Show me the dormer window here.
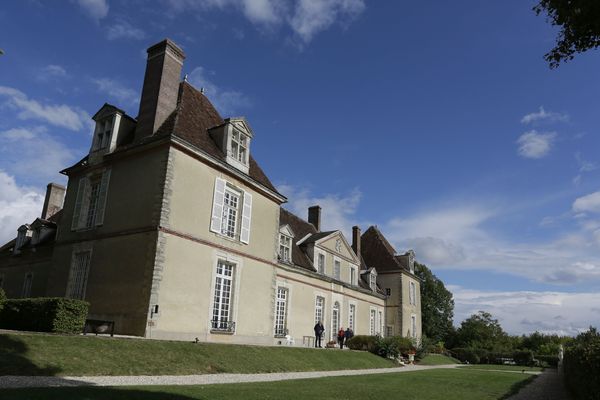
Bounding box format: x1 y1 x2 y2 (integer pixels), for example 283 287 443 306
369 270 377 291
231 130 248 165
278 224 294 263
209 118 254 175
13 225 32 254
408 250 415 274
94 117 113 151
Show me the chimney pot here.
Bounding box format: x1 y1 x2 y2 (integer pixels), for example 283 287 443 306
352 225 361 259
308 205 321 232
41 182 66 220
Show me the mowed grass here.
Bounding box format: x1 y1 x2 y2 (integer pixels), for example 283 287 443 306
0 369 536 400
418 353 461 365
0 333 394 376
458 364 543 372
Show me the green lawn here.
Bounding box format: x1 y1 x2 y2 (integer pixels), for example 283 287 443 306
0 333 394 376
0 369 536 400
458 364 543 372
418 353 461 365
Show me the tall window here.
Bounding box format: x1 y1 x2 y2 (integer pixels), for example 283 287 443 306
348 304 356 331
409 281 416 305
411 315 417 338
72 169 111 231
386 326 393 337
314 296 325 325
369 309 376 335
378 310 383 336
279 234 291 262
317 253 325 274
95 118 112 150
350 266 356 285
274 287 288 336
22 273 33 298
67 251 92 299
221 189 240 238
333 260 341 280
332 302 340 340
212 261 235 331
85 180 101 228
231 130 248 165
369 271 377 291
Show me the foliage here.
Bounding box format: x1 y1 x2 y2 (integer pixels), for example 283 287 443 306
534 1 600 68
418 353 461 365
452 347 480 364
563 326 600 400
512 350 535 367
535 355 559 368
0 287 6 312
414 262 454 343
345 335 378 352
455 311 509 352
0 298 89 334
375 336 415 359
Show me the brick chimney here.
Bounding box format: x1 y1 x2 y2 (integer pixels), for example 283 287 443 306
41 183 66 220
352 225 361 259
308 205 321 232
135 39 186 141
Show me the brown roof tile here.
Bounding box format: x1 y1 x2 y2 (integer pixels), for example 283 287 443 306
279 208 317 272
361 226 404 272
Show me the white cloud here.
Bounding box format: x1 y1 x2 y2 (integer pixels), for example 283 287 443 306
277 184 362 239
91 78 139 107
106 20 146 40
76 0 109 20
37 65 68 81
573 191 600 214
573 153 598 186
290 0 365 43
188 66 251 115
521 106 569 124
0 171 45 245
451 285 600 336
517 130 556 159
0 127 76 182
0 86 91 132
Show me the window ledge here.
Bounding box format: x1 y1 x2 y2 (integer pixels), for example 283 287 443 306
210 329 235 335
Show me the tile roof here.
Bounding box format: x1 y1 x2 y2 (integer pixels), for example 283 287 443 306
361 226 404 272
279 208 317 272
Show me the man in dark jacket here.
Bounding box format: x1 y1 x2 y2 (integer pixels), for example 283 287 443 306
345 327 354 344
314 321 324 348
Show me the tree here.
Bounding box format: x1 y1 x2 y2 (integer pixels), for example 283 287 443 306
534 1 600 68
456 311 508 351
414 262 454 343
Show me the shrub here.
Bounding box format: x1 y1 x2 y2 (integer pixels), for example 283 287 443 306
373 336 415 359
564 327 600 400
452 347 480 364
535 354 559 368
0 297 89 334
0 288 6 312
513 350 535 366
346 335 378 352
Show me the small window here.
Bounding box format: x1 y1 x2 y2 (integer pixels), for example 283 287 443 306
386 326 393 337
21 273 33 298
95 118 112 151
385 288 391 296
317 253 325 274
279 234 292 263
274 287 288 336
409 281 416 305
369 271 377 291
334 259 341 280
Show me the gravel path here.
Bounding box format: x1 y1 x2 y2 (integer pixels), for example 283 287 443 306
506 366 572 400
0 364 460 389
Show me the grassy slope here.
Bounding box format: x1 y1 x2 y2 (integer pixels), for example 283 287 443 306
1 369 536 400
418 354 461 365
0 333 394 376
458 364 543 372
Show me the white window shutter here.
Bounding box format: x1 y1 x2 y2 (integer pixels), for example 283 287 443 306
95 169 111 226
240 191 252 244
210 177 226 234
71 178 86 230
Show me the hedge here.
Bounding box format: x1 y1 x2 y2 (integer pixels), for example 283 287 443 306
0 297 89 334
346 335 378 352
0 288 6 312
535 354 559 368
563 327 600 400
452 347 480 364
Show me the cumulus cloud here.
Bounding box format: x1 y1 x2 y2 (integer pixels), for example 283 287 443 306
0 171 45 244
0 86 91 132
573 191 600 214
91 78 139 107
106 20 146 40
188 66 251 115
165 0 366 44
517 130 556 159
451 285 600 336
521 106 569 125
76 0 109 20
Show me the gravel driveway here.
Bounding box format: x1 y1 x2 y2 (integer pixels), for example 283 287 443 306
506 367 572 400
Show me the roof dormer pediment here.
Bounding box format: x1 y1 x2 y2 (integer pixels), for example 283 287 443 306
227 117 254 138
307 231 360 264
279 224 295 238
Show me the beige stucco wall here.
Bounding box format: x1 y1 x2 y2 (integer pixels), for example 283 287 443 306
378 271 422 340
310 233 360 286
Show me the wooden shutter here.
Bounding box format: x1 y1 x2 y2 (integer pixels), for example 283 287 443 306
210 177 226 234
95 169 111 226
71 178 86 230
240 191 252 244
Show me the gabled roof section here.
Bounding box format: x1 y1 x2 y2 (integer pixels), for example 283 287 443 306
156 81 278 193
361 226 404 272
279 208 318 272
92 103 137 122
300 231 337 245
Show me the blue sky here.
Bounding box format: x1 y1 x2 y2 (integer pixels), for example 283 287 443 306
1 0 599 336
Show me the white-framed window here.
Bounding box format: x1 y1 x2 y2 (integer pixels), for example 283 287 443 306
349 265 357 285
21 273 33 298
314 296 325 325
409 281 416 305
378 310 383 336
72 169 111 231
210 178 252 244
369 271 377 291
411 314 417 338
94 117 113 151
317 253 325 274
67 251 92 300
333 259 341 280
274 287 288 336
231 129 248 165
332 301 340 340
211 261 235 332
369 308 376 335
279 234 292 262
348 304 356 331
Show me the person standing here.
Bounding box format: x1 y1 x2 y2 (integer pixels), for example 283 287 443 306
338 327 346 349
345 327 354 345
314 321 324 348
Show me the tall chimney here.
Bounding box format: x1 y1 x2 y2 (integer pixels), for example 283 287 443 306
308 205 321 232
352 225 361 259
135 39 186 141
41 183 66 220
